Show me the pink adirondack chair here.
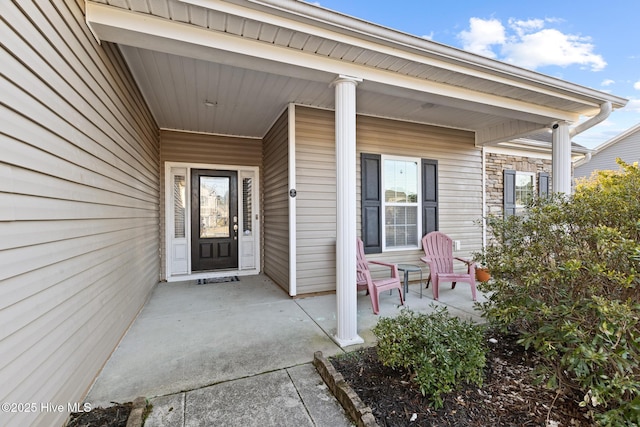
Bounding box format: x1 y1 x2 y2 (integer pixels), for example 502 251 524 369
421 231 477 301
356 237 404 314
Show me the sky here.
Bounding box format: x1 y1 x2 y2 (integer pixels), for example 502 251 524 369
308 0 640 149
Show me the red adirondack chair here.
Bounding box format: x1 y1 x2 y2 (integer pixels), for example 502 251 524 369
421 231 477 301
356 237 404 314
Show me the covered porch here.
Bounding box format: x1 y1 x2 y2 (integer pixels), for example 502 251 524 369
3 1 629 425
85 0 625 346
84 274 485 425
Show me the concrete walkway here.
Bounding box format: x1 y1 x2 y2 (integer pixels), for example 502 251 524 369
84 274 485 426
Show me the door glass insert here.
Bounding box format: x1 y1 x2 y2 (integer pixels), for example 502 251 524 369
199 176 230 238
173 175 186 238
242 177 253 236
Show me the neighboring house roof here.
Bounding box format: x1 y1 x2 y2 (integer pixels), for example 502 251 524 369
574 122 640 178
85 0 627 145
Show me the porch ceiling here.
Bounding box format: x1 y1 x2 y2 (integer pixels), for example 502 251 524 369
86 0 627 144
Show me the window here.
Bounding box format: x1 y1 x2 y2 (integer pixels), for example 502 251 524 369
383 157 419 249
504 170 549 217
361 153 438 254
515 172 535 215
242 177 253 235
173 175 186 238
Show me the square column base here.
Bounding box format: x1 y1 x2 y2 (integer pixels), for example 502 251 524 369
332 334 364 348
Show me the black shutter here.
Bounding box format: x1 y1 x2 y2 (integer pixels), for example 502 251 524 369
361 153 382 254
538 172 550 198
422 159 438 236
504 169 516 217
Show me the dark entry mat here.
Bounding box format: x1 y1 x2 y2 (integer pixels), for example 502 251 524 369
197 276 240 284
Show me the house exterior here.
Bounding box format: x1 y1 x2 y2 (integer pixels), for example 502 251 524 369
1 1 627 425
574 123 640 179
483 133 590 219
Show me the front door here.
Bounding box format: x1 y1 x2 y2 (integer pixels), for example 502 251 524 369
191 169 238 271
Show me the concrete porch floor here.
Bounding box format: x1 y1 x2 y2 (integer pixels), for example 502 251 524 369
84 274 486 426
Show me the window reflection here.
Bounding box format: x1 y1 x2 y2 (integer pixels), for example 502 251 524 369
515 172 535 215
199 177 230 238
383 159 419 248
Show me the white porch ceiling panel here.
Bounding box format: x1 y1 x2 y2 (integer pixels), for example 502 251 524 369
86 0 627 142
120 46 335 136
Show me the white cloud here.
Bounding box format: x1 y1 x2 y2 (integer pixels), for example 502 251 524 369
457 18 505 59
601 79 615 86
626 98 640 112
634 81 640 90
422 32 434 40
457 17 606 72
508 18 544 37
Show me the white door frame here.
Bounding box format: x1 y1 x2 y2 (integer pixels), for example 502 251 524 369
164 162 261 281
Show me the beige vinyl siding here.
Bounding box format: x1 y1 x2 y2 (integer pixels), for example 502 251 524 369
295 107 337 293
160 130 263 166
159 130 263 278
294 107 482 293
262 111 290 291
357 115 483 270
1 1 159 426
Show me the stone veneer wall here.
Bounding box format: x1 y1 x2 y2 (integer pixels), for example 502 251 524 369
485 152 553 217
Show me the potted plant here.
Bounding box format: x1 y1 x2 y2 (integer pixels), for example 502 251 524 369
475 265 491 282
473 252 491 282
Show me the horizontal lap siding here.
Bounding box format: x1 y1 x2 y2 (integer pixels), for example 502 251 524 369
1 1 159 426
357 115 482 271
293 107 482 294
160 131 263 166
159 130 263 278
295 108 336 293
262 111 289 290
575 130 640 179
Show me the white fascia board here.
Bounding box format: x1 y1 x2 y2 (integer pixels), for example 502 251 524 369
181 0 627 110
86 2 578 122
476 122 552 146
485 145 552 158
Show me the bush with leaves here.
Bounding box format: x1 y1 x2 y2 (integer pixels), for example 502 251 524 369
372 307 486 409
477 160 640 425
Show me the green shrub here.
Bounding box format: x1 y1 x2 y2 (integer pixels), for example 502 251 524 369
372 307 486 409
477 160 640 425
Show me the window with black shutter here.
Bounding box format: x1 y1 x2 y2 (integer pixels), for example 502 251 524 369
422 159 438 235
361 153 382 254
538 172 550 198
360 153 438 253
504 169 516 217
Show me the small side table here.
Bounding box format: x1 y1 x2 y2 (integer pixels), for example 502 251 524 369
397 264 424 298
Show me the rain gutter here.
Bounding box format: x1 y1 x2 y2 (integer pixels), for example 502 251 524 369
567 101 611 167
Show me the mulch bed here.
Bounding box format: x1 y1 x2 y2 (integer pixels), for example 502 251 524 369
66 402 132 427
330 331 596 426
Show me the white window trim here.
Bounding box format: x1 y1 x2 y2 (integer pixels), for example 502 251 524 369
381 155 422 252
164 162 261 281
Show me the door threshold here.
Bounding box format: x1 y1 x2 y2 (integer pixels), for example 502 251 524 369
166 269 259 283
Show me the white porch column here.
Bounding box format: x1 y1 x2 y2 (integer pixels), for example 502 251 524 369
551 122 572 195
333 75 364 347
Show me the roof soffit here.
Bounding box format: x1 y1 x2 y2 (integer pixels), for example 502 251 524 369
87 0 626 116
190 0 626 108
